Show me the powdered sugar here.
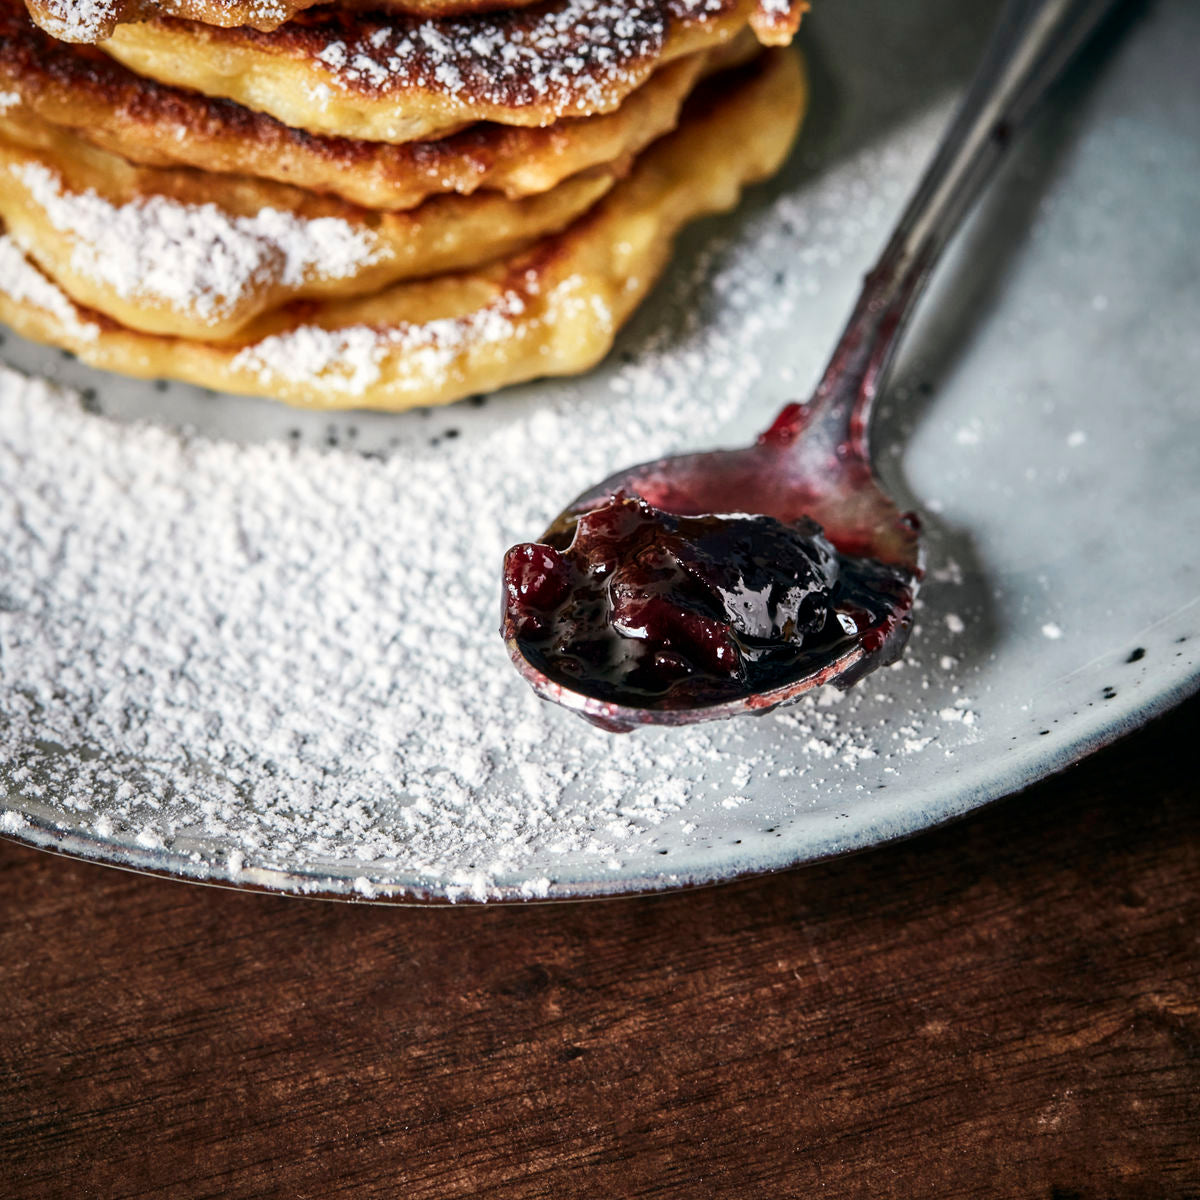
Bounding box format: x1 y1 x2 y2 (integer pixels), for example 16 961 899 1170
0 232 98 342
0 91 19 113
23 0 115 43
0 106 990 902
233 325 400 397
305 0 743 114
8 364 835 900
232 291 527 397
0 355 974 902
53 0 292 33
12 161 382 326
234 0 292 24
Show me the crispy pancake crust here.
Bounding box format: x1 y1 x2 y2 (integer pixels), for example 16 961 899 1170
0 110 625 339
26 0 544 45
0 51 805 411
0 0 745 211
100 0 807 143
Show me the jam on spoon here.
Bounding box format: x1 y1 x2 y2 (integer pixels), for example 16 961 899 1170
501 0 1116 732
504 492 914 711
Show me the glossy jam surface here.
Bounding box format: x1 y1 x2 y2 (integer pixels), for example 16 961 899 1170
502 492 914 713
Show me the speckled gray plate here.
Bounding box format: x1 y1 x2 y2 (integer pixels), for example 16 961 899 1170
2 0 1197 902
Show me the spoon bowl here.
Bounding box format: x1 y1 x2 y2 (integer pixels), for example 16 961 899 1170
503 398 922 731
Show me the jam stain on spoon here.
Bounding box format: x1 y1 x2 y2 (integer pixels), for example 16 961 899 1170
501 0 1117 732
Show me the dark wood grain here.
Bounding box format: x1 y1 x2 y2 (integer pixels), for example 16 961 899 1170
2 697 1198 1199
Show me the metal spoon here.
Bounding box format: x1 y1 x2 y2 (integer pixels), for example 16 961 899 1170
502 0 1118 731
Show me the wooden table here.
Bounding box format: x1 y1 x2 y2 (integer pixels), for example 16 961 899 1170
2 695 1197 1198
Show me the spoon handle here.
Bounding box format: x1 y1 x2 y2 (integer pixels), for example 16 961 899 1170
802 0 1120 456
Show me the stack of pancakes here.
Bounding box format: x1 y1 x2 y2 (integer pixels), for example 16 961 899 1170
0 0 807 409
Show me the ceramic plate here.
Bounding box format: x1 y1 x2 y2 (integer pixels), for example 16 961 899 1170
2 0 1197 901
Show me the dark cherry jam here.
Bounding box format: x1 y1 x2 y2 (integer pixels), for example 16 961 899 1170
501 492 914 712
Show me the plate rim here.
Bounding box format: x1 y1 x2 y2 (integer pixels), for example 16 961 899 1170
4 665 1197 903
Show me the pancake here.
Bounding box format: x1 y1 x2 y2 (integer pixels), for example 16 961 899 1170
0 0 742 212
100 0 807 143
0 50 805 411
27 0 543 45
0 115 623 339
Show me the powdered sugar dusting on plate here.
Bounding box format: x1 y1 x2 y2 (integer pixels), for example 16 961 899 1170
0 113 987 902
